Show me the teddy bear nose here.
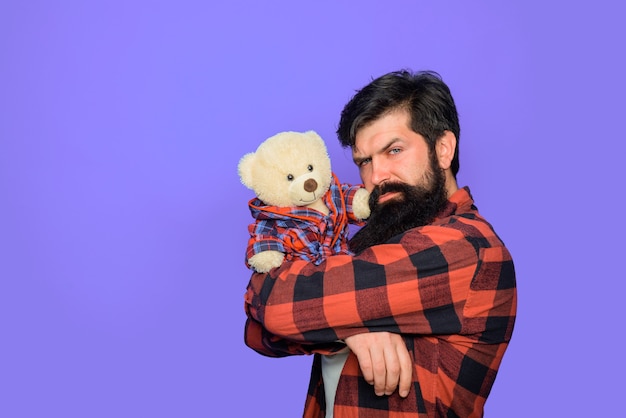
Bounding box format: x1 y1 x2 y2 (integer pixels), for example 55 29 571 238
304 178 318 193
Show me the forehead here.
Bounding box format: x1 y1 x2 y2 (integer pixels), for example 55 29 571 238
352 110 419 156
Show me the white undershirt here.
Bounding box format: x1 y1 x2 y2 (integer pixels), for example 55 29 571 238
321 350 350 418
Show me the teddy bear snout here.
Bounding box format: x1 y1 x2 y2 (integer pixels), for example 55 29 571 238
304 178 318 193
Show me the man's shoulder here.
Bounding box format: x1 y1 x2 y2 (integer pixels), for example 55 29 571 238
404 206 504 251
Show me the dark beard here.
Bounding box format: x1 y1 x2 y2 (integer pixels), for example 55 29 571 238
349 163 448 255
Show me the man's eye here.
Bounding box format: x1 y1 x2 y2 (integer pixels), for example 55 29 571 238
389 148 401 155
358 158 371 167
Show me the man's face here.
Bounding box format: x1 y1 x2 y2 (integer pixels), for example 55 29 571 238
353 109 434 197
348 109 449 254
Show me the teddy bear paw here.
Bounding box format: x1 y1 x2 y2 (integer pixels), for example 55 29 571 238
249 250 286 273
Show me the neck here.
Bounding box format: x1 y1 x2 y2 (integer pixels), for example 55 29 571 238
445 171 458 198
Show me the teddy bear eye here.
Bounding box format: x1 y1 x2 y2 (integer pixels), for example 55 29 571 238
307 165 313 172
287 174 294 181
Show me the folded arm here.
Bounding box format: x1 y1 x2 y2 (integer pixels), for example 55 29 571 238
245 226 480 344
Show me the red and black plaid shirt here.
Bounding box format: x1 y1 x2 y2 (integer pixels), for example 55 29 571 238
244 187 517 417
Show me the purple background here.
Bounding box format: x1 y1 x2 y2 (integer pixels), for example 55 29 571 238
1 1 624 417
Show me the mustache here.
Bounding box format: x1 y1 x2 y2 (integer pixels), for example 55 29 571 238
369 182 410 205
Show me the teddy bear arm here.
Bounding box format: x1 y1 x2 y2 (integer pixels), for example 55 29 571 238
351 187 371 220
248 250 286 273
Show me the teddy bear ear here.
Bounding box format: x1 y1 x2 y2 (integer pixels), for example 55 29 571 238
238 152 256 189
304 130 328 152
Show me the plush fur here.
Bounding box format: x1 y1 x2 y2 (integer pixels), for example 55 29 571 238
238 130 370 272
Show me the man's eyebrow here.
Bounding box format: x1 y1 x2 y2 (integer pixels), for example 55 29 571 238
353 138 402 164
352 154 368 165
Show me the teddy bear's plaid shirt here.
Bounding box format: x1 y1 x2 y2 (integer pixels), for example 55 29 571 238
245 173 366 269
244 187 517 417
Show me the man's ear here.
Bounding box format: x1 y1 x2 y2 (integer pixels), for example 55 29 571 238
436 131 457 170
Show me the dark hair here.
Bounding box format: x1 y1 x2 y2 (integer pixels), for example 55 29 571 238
336 70 461 177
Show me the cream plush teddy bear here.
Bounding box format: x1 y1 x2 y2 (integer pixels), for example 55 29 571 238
238 130 371 273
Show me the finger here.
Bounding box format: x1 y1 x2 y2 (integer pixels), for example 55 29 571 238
358 351 375 386
346 336 375 385
369 343 387 396
397 342 413 398
383 344 401 396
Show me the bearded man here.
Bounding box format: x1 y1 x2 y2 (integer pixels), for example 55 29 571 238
244 70 517 418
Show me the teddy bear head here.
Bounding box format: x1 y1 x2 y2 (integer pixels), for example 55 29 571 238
238 130 333 208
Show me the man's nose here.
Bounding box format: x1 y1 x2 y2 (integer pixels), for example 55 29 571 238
369 160 390 186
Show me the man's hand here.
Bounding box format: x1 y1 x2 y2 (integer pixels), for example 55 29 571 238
344 332 412 398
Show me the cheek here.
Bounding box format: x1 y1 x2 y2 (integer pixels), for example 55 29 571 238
391 164 420 188
404 152 431 184
358 167 374 191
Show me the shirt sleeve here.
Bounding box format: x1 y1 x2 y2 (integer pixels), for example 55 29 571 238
244 315 347 357
244 224 487 345
341 183 367 224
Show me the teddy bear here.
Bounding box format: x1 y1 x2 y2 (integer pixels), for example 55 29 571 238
238 130 371 273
